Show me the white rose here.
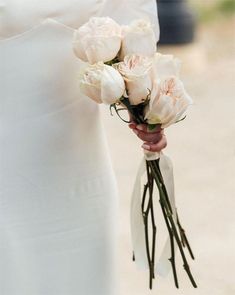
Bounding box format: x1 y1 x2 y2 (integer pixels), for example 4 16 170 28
73 17 122 64
154 53 181 79
80 62 125 104
114 54 154 105
144 76 193 128
119 19 157 60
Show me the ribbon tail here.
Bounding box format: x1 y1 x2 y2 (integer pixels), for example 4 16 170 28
130 157 149 270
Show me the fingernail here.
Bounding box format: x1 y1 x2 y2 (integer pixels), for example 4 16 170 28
142 144 150 150
136 125 144 131
128 123 136 129
133 129 139 135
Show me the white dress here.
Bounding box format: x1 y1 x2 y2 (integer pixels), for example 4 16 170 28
0 1 159 294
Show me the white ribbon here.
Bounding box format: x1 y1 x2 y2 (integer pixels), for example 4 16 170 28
130 151 177 277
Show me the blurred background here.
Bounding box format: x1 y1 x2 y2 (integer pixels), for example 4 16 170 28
101 1 235 294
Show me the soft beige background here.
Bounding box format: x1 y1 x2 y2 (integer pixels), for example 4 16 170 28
101 15 235 295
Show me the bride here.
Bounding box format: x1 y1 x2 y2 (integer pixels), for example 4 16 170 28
0 0 166 294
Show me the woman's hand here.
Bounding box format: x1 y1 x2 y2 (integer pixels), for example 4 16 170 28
129 122 167 152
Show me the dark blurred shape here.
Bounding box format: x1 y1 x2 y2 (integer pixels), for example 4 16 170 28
157 0 196 44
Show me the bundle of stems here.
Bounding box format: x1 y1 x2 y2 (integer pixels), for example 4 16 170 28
110 97 197 290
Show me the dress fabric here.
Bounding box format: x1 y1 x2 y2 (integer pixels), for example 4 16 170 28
0 1 159 295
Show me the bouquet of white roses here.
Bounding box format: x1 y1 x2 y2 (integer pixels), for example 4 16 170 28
73 16 197 290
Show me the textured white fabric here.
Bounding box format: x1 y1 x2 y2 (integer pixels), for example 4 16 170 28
0 1 159 294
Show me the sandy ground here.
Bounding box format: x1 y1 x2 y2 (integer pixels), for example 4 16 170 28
101 17 235 295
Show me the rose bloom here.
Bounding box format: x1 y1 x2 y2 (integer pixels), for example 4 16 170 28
73 17 122 64
114 54 154 105
119 19 157 60
80 62 125 104
144 76 193 128
154 53 181 79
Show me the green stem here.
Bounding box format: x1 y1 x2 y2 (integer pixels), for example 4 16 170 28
141 183 148 213
140 166 153 289
149 160 178 287
148 161 197 288
143 201 153 289
120 97 145 125
146 161 157 281
159 199 179 288
176 211 195 260
154 159 195 260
